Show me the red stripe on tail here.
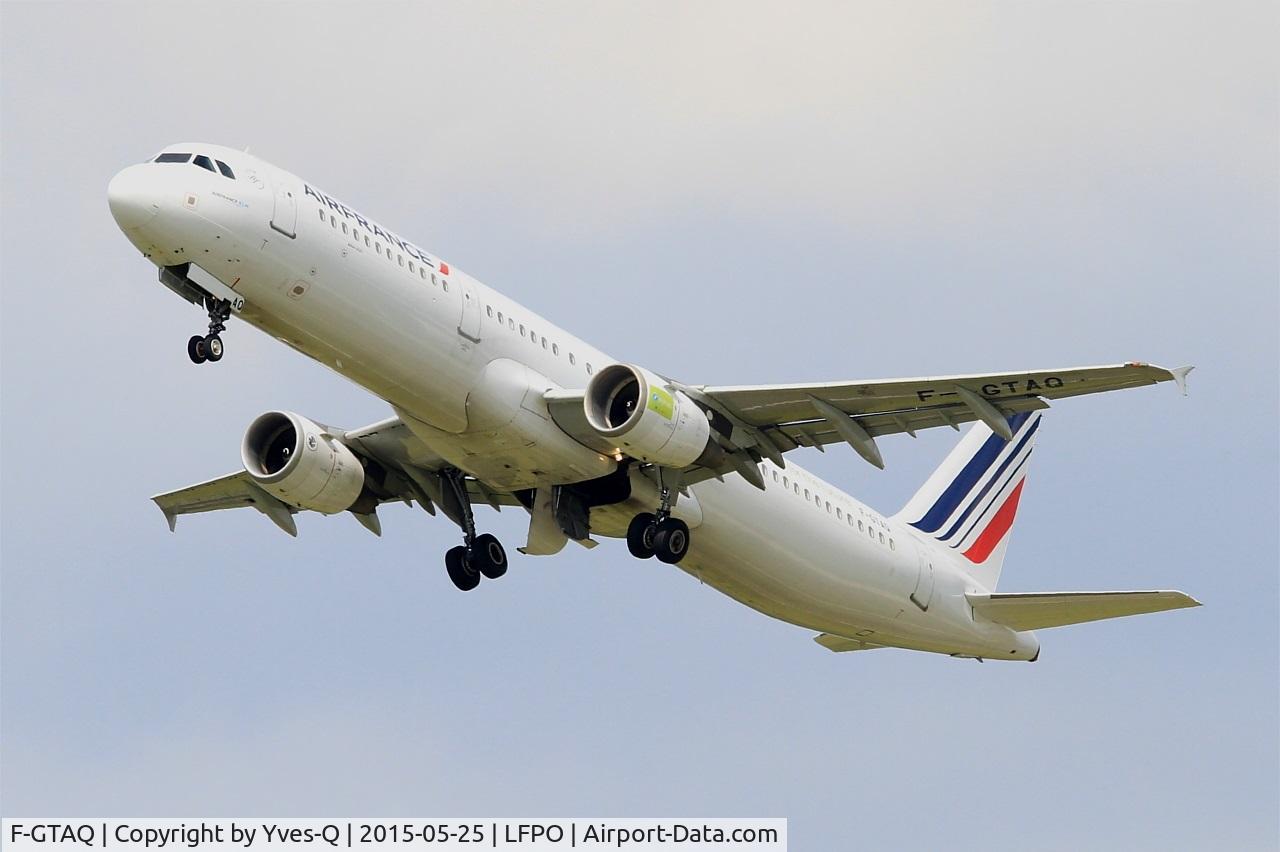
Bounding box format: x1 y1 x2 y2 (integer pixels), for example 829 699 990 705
963 478 1026 564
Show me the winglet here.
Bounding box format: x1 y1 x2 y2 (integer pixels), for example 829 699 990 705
156 502 178 532
1171 365 1194 397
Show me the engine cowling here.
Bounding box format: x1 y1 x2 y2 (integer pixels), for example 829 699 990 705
241 411 365 514
584 364 714 467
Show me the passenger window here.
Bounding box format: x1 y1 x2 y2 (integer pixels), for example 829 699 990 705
154 152 192 163
552 343 559 356
215 160 235 179
836 507 843 520
793 483 800 495
586 363 593 374
858 520 864 531
889 539 896 551
420 267 427 279
376 243 382 254
542 336 548 349
782 476 789 488
497 311 504 323
772 471 779 482
442 280 449 291
569 353 576 365
319 209 326 222
364 235 371 247
398 254 404 266
486 306 494 318
826 501 832 513
508 318 515 330
804 489 809 499
193 155 215 173
519 324 526 336
409 261 416 272
879 532 885 544
342 222 348 234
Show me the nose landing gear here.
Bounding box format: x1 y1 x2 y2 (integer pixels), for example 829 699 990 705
187 296 231 364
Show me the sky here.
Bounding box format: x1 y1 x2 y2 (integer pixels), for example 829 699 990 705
2 2 1276 848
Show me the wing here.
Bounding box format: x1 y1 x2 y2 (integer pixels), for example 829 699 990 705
551 361 1190 485
153 472 299 535
153 416 519 536
689 362 1190 463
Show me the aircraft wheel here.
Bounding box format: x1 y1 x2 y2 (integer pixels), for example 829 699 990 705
627 512 658 559
204 334 224 362
188 335 207 364
473 533 508 579
653 517 690 565
445 545 480 591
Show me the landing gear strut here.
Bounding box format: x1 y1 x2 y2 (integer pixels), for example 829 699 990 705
626 473 691 565
188 296 231 364
442 469 508 591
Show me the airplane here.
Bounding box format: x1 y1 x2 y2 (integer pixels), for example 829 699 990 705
107 142 1200 662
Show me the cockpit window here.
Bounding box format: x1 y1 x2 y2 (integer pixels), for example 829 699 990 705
154 152 192 163
215 160 235 179
192 155 216 173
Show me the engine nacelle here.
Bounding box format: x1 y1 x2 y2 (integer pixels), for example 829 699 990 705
241 411 365 514
584 364 713 467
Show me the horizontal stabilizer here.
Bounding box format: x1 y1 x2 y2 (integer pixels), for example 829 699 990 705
967 590 1200 631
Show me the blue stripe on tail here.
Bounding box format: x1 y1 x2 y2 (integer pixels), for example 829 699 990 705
910 411 1031 533
936 415 1041 542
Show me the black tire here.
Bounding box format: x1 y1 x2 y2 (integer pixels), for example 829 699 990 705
204 334 224 362
653 517 691 564
445 545 480 591
188 335 207 364
627 512 658 559
472 533 508 579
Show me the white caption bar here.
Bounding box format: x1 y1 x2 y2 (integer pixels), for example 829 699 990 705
3 820 786 852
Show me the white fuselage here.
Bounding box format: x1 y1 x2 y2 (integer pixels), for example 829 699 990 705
109 143 1038 661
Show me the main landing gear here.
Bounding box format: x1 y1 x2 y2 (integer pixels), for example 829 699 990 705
442 469 509 592
626 479 691 565
187 297 231 364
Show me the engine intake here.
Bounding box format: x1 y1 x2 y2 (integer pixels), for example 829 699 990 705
584 364 714 468
241 411 365 514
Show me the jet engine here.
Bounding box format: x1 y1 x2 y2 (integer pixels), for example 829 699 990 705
241 411 365 514
584 364 716 467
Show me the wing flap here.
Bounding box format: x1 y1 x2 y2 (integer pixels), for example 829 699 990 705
814 633 885 652
967 590 1201 631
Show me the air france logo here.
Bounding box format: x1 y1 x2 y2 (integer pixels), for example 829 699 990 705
304 184 437 270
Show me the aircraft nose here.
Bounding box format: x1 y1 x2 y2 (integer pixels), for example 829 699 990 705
107 165 159 231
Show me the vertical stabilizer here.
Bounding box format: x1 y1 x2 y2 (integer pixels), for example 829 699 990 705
894 412 1041 590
